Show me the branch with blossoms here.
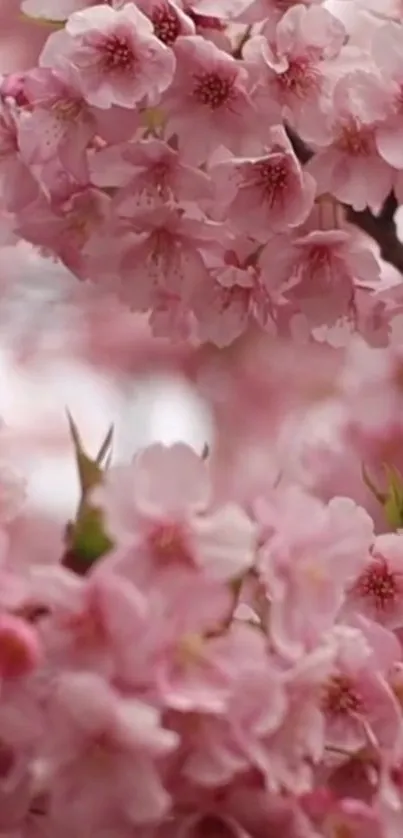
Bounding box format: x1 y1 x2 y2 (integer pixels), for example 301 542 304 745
286 125 403 274
3 0 403 835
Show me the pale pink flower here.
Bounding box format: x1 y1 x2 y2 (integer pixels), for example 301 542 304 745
259 229 380 333
46 672 178 828
93 442 257 587
163 35 259 163
307 70 394 211
39 3 175 109
95 138 214 215
18 186 112 278
256 486 374 660
117 207 219 310
211 125 315 240
192 239 277 347
319 623 402 753
17 68 95 184
175 623 287 785
243 5 346 143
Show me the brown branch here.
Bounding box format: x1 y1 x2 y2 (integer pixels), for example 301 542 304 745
285 125 403 275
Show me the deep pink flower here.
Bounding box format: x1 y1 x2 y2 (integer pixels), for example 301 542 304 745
136 0 195 45
347 534 403 629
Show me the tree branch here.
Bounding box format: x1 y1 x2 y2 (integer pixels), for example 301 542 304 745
285 125 403 275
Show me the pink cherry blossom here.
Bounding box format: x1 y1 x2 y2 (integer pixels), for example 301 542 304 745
116 207 219 312
39 3 176 109
136 0 196 45
93 442 257 588
307 70 394 211
347 534 403 629
191 238 278 346
210 125 315 240
259 228 380 334
256 486 374 660
45 671 178 829
163 35 259 163
93 137 214 215
243 5 346 143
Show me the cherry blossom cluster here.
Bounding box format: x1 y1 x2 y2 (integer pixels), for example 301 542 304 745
3 0 403 836
1 409 403 838
2 0 403 345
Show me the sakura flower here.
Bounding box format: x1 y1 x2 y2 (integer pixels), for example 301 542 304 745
173 622 287 784
163 35 259 163
347 534 403 629
93 442 257 588
117 207 219 311
211 125 315 240
95 138 214 216
17 67 95 184
191 238 277 347
39 3 175 109
17 186 112 278
259 229 381 334
319 624 402 754
243 5 346 143
307 70 394 211
256 487 374 660
45 672 178 829
136 0 196 45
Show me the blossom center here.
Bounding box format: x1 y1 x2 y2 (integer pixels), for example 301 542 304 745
322 675 362 717
193 72 234 109
355 559 399 610
152 4 181 45
336 120 373 156
277 56 320 99
252 158 289 196
148 520 193 564
100 33 135 73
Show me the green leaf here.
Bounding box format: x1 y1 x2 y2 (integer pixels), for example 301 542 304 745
70 506 113 565
383 465 403 529
64 414 115 573
363 461 403 530
361 463 385 505
67 412 113 501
